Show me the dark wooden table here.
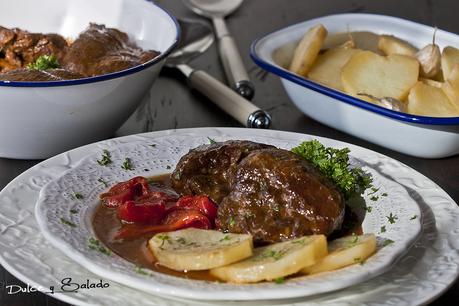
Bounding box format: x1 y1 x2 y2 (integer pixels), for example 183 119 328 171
1 0 458 305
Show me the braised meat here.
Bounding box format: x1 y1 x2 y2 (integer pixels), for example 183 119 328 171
216 148 344 243
171 140 274 203
0 23 160 81
0 26 68 72
171 140 345 244
63 23 159 77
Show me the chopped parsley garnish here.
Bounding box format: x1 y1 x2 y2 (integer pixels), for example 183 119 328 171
386 213 398 224
149 144 156 148
27 55 59 70
369 187 380 194
134 266 151 276
88 237 111 256
274 277 285 284
98 178 109 187
364 205 372 213
157 234 170 248
70 209 79 214
383 239 394 246
121 158 133 170
219 235 231 242
410 215 418 220
370 195 379 201
207 137 217 144
353 257 365 265
380 225 386 233
351 234 359 244
73 192 83 200
264 250 283 261
381 193 388 197
228 217 236 227
291 140 372 199
166 165 171 170
97 150 112 166
60 218 76 227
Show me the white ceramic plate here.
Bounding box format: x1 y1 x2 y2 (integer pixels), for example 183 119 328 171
34 129 421 301
0 128 458 306
251 14 459 158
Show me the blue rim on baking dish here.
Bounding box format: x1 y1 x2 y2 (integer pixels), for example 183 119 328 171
250 15 459 126
0 1 180 88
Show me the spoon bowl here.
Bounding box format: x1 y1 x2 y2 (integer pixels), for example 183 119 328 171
183 0 243 18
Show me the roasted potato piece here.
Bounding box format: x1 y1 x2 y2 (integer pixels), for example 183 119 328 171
341 51 419 101
420 77 443 88
378 35 417 57
308 48 362 91
289 24 327 76
302 234 376 275
441 46 459 80
210 235 327 283
148 229 253 271
408 82 459 117
441 64 459 111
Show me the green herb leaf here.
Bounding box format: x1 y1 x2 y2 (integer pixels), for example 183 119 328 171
207 137 217 144
70 209 79 214
370 195 379 201
274 277 285 284
383 239 394 246
228 217 235 227
98 178 109 187
60 218 76 227
149 144 156 148
380 225 386 233
386 213 398 224
134 266 151 276
410 215 418 220
97 150 112 166
291 140 372 199
364 205 373 213
219 235 231 242
121 158 133 170
27 55 59 70
73 192 83 200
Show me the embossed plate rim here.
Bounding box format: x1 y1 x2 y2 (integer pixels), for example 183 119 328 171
34 130 421 300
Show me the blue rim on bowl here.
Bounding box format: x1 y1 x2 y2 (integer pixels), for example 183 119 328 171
250 16 459 126
0 1 180 88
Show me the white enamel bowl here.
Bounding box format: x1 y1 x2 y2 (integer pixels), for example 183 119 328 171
0 0 179 159
251 14 459 158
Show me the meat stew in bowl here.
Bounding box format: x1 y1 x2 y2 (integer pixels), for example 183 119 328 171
0 23 160 81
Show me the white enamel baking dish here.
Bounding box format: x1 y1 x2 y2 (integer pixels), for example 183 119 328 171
251 13 459 158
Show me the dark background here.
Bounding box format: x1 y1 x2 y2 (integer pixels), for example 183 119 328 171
1 0 458 305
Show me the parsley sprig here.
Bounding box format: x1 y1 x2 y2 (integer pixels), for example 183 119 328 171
291 140 372 199
27 55 59 70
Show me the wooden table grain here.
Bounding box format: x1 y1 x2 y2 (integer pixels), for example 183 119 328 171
0 0 458 305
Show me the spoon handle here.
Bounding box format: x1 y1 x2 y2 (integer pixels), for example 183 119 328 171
213 18 255 100
188 69 270 128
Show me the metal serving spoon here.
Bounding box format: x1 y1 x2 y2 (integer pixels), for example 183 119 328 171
182 0 255 100
165 19 271 128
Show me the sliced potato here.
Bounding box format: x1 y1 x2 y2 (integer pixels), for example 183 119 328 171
341 51 419 101
308 48 362 91
302 234 376 275
441 46 459 80
420 77 443 88
378 35 417 57
408 82 459 117
441 64 459 111
148 228 253 271
210 235 327 283
289 24 327 76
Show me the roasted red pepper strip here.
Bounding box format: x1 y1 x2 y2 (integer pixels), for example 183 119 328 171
115 209 211 240
117 199 166 224
100 176 150 208
169 195 218 220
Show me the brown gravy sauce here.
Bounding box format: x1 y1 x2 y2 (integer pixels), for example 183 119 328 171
92 174 363 282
